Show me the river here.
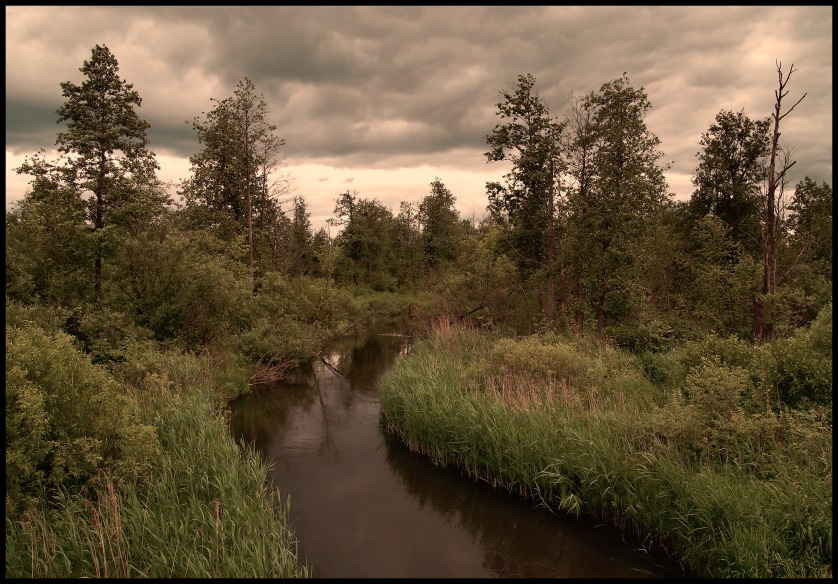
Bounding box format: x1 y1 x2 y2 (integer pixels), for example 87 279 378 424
228 329 687 578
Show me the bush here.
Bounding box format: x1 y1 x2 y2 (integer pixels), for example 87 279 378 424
5 300 71 336
63 306 155 367
762 304 832 410
6 325 159 517
112 229 251 347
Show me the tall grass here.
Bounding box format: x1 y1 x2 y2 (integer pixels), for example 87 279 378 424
5 325 308 579
6 392 308 578
377 320 832 578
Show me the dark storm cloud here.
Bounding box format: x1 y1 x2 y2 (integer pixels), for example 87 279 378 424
6 5 832 200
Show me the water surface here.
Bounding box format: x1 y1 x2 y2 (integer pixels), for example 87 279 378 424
229 331 686 578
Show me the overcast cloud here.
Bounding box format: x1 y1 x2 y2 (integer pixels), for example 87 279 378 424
5 5 833 230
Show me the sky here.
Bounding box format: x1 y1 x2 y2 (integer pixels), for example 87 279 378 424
5 5 833 231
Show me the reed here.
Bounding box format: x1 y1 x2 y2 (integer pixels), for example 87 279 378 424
6 357 308 578
377 322 832 578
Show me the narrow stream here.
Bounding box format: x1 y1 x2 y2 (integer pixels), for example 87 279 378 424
229 330 687 578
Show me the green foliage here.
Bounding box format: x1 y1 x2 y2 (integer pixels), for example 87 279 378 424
762 303 832 410
65 306 155 367
685 214 762 335
787 177 832 277
5 392 307 578
6 156 93 306
485 73 564 278
379 324 832 578
5 300 71 336
232 272 359 366
682 359 750 425
332 191 399 290
419 178 463 271
680 332 756 373
6 325 159 518
111 227 251 347
688 109 770 255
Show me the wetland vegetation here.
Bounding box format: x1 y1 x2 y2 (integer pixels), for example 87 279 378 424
6 45 831 578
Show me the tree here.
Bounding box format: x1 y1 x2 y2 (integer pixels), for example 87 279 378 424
567 73 670 343
52 44 161 307
562 92 598 333
689 109 770 256
332 191 396 290
182 78 285 290
786 177 832 275
288 196 314 276
419 178 461 284
755 61 807 342
392 201 423 288
485 73 565 323
8 151 90 305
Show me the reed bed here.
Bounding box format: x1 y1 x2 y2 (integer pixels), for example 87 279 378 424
6 345 308 578
377 320 832 578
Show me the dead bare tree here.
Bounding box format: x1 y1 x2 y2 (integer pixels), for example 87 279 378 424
755 60 806 343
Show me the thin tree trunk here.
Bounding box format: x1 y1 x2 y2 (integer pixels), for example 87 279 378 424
245 109 254 293
573 278 583 336
546 157 555 325
596 291 605 345
94 150 106 308
756 61 806 343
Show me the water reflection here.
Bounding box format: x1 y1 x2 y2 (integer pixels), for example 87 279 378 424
228 332 686 578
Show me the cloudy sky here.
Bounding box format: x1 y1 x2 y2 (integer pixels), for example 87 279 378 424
6 5 832 231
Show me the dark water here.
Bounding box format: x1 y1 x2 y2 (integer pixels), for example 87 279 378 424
229 331 687 578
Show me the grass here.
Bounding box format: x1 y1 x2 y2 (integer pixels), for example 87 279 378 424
5 338 308 578
377 319 832 578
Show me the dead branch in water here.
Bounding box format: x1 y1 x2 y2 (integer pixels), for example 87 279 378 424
249 354 293 385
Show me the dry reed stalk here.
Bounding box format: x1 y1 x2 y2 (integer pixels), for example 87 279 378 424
22 513 38 578
88 506 102 577
214 499 221 577
587 386 599 411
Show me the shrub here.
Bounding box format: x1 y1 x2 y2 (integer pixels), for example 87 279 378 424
5 300 71 336
762 305 832 410
6 325 159 517
63 306 155 367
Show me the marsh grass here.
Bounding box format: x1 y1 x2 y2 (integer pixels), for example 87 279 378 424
6 335 308 579
6 391 308 578
377 320 832 578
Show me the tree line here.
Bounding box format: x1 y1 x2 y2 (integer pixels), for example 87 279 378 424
7 45 832 351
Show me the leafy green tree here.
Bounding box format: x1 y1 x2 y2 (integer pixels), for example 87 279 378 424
688 109 770 256
786 177 832 277
53 44 163 307
567 73 670 342
419 178 462 283
392 201 423 288
485 73 565 322
7 151 91 305
181 78 285 289
332 191 396 290
110 223 251 347
288 196 315 276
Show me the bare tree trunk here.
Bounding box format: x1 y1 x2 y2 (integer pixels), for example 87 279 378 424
546 157 555 324
756 61 805 343
94 150 106 308
596 291 605 345
245 109 254 294
573 278 583 336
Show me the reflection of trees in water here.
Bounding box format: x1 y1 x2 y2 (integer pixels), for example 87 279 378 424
228 366 317 456
339 335 413 390
381 431 683 579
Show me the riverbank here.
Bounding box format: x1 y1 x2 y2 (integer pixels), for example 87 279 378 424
6 311 309 578
377 316 832 578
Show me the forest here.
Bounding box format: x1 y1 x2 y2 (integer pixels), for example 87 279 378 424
5 44 832 578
